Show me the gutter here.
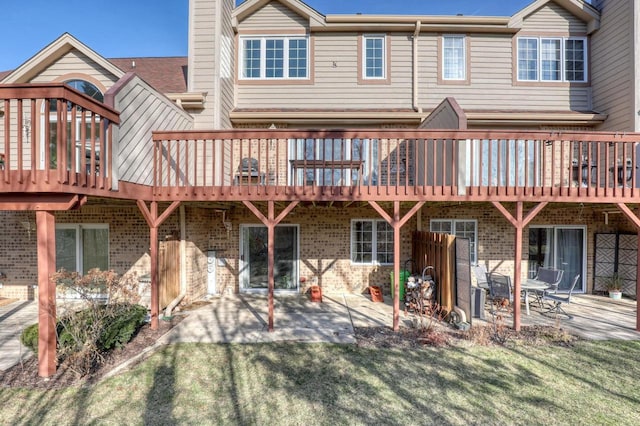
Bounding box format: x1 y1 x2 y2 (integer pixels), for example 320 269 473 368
413 21 422 113
165 204 187 317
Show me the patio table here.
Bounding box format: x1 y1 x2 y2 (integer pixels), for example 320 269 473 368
522 279 551 315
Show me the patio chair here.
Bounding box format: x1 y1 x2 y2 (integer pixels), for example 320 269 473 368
541 274 580 318
487 273 512 316
531 267 564 307
471 264 489 290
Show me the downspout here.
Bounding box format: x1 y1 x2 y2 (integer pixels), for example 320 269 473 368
165 205 187 317
413 21 422 113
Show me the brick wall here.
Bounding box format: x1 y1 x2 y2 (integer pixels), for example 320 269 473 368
1 201 636 301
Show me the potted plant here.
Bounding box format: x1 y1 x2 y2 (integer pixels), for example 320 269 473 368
605 274 623 300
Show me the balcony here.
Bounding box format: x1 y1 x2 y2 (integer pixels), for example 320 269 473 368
152 129 640 203
0 83 120 197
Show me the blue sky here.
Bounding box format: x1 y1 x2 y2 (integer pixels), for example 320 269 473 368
0 0 540 71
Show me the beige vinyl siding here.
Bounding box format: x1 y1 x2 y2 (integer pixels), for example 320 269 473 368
235 32 414 110
113 75 193 186
0 100 34 170
521 2 587 33
219 0 235 129
189 0 220 129
29 50 119 89
238 1 308 31
591 0 635 131
419 33 591 111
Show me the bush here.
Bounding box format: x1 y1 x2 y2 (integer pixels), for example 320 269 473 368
20 323 39 354
22 269 148 376
19 303 147 358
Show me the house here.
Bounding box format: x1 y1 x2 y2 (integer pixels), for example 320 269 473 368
1 0 640 377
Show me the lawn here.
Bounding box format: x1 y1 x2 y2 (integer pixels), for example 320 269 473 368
1 340 639 425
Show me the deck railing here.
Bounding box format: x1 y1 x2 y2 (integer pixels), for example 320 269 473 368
0 84 120 194
152 129 640 203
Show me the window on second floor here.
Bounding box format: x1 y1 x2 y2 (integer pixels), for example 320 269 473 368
362 34 386 79
240 36 309 80
517 36 587 83
442 35 467 81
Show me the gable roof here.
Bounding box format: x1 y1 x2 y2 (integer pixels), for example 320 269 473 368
108 57 188 93
233 0 326 29
509 0 600 33
1 33 125 84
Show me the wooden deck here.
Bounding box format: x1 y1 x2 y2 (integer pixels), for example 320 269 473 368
2 84 640 205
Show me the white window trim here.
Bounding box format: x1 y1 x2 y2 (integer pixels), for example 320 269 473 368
239 35 309 80
55 224 109 274
430 219 478 264
362 34 387 80
442 34 466 81
517 36 588 83
350 219 393 266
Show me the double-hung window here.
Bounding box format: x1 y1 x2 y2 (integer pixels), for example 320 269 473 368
442 35 466 81
240 36 308 80
430 219 477 264
517 36 587 82
362 34 386 79
351 219 393 265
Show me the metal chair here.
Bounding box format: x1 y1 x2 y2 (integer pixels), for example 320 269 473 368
487 273 512 316
471 264 489 290
541 274 580 318
531 267 564 307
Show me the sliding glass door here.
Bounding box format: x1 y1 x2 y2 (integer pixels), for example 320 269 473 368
529 226 585 292
240 225 299 292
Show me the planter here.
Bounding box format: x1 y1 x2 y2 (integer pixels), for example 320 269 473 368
369 285 384 303
609 290 622 300
309 285 323 303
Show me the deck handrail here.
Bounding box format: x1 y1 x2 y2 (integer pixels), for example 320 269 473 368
151 129 640 203
0 83 120 194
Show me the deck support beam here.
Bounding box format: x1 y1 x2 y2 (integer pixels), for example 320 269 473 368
243 200 299 331
370 201 425 332
36 210 56 378
614 203 640 331
137 200 181 329
492 201 547 331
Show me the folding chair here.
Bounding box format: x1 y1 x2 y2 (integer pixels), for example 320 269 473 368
541 274 580 318
487 273 512 316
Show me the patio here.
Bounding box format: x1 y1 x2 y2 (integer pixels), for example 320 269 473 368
477 294 640 340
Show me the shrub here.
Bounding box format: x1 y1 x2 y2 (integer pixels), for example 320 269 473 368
22 269 148 376
20 323 39 354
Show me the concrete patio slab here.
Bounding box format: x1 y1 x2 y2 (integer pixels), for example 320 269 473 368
1 292 637 374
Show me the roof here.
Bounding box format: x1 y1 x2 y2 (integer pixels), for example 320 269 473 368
108 57 188 93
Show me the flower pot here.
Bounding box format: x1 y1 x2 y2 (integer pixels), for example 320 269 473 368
309 285 322 303
609 290 622 300
369 285 384 303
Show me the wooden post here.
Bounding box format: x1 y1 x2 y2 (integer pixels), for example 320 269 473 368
369 201 425 332
393 202 401 331
243 200 299 332
149 211 159 330
137 200 181 330
36 211 56 378
614 203 640 332
267 202 275 332
513 202 523 332
492 201 548 332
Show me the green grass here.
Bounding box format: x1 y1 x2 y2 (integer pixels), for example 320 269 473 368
1 341 640 425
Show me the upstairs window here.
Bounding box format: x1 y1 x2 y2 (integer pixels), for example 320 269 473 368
362 34 386 79
240 36 308 80
517 36 587 82
442 35 466 81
